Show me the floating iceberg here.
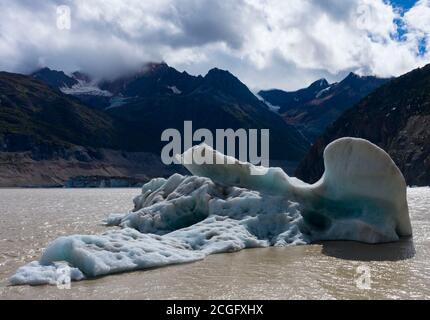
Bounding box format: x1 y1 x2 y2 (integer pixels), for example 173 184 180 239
10 138 412 285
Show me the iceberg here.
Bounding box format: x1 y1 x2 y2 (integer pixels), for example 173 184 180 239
179 138 412 243
10 138 412 285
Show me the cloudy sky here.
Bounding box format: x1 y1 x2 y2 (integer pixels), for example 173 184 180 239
0 0 429 90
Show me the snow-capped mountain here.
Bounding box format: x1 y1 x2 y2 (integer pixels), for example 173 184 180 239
31 67 79 89
31 63 204 110
31 68 113 100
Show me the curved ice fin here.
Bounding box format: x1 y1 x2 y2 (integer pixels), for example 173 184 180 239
180 138 412 243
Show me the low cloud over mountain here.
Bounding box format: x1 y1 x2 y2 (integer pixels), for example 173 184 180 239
1 0 430 90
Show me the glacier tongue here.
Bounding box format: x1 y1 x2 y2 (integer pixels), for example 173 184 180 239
10 138 412 285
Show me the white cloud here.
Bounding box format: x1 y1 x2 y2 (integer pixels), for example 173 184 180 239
405 0 430 28
0 0 429 90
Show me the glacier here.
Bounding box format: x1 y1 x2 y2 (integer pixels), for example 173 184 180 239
10 138 412 285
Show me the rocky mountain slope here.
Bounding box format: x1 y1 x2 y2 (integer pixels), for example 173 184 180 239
0 72 120 151
0 72 181 187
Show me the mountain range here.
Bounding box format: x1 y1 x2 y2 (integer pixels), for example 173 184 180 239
0 63 309 186
1 62 429 186
30 63 309 160
296 64 430 186
259 73 389 142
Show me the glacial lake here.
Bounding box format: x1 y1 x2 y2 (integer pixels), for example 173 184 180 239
0 187 429 299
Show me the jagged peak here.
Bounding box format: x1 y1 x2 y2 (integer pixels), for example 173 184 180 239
308 78 330 89
146 61 169 71
206 67 233 77
204 68 244 86
345 72 360 79
32 67 68 76
30 67 78 89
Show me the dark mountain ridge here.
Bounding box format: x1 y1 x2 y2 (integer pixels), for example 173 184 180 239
31 67 79 90
99 62 203 97
105 67 309 161
30 64 310 162
259 78 330 113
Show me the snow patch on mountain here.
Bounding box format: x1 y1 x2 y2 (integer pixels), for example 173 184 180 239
60 80 113 97
167 85 182 94
315 85 333 98
256 93 281 113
